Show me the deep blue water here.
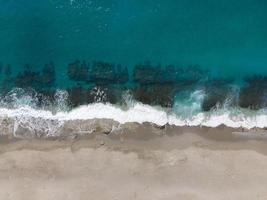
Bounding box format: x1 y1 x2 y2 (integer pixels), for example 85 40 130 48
0 0 266 111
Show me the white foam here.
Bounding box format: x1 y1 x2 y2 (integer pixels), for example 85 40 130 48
0 103 266 129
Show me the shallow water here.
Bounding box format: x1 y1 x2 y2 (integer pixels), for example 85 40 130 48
0 0 266 131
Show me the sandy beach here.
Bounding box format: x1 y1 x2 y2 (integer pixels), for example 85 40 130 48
0 124 266 200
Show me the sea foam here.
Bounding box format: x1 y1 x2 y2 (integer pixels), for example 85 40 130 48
0 102 266 136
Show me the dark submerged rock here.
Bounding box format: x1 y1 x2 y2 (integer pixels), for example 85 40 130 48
133 84 176 107
239 75 267 109
201 78 235 111
41 62 56 89
133 62 207 86
67 60 89 82
15 65 41 89
88 61 129 84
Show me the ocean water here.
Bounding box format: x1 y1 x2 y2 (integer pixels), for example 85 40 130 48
0 0 267 135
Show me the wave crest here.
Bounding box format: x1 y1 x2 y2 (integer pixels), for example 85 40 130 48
0 102 266 138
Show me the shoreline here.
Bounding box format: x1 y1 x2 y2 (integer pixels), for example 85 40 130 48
0 125 267 199
1 124 267 153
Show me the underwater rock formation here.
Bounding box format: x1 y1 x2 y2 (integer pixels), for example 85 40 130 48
67 60 89 82
0 65 14 94
133 84 176 107
15 65 40 89
14 63 56 91
67 85 125 107
3 60 267 113
67 60 129 85
114 64 129 84
41 62 56 88
133 62 163 85
88 61 128 84
239 75 267 109
133 62 207 86
67 86 91 107
201 78 236 111
132 62 208 108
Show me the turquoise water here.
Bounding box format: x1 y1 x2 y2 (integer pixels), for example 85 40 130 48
1 0 267 75
0 0 266 112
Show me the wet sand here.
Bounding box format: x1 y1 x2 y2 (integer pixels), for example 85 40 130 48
0 125 267 200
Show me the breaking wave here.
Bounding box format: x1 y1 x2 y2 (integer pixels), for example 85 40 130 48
0 88 266 138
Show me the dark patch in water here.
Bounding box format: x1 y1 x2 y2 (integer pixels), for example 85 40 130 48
67 60 129 85
201 78 235 111
67 85 125 107
132 84 175 107
239 75 267 109
0 60 266 111
14 63 56 91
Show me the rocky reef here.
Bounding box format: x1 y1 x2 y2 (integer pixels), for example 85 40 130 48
239 75 267 109
201 78 236 111
14 63 56 91
0 60 266 111
133 62 205 85
67 60 128 84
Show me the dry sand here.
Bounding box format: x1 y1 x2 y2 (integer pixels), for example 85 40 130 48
0 125 267 200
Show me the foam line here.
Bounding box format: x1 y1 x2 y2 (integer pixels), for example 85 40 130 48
0 103 266 130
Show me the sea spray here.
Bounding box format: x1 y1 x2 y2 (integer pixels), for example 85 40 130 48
0 100 266 138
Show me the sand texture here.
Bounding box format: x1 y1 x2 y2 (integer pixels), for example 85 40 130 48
0 125 266 200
